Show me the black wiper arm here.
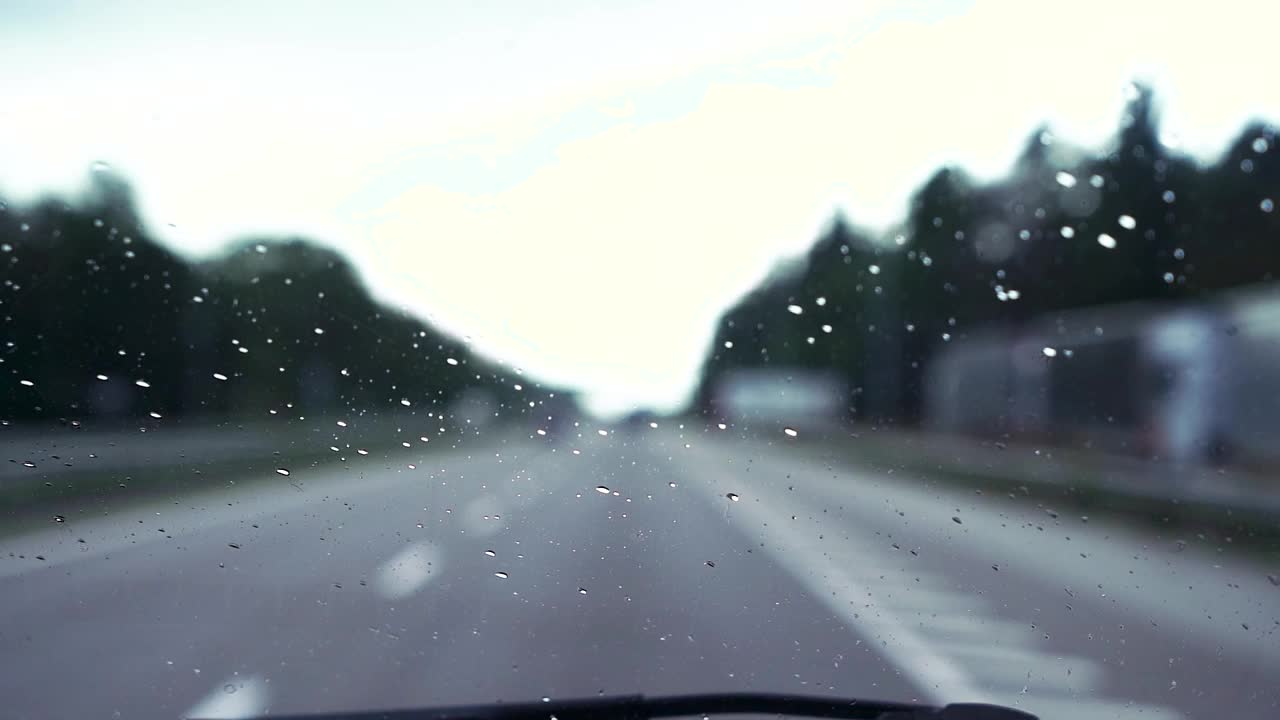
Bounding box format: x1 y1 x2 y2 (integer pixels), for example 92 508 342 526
239 692 1036 720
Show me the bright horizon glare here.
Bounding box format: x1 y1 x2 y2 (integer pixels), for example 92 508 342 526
2 0 1278 416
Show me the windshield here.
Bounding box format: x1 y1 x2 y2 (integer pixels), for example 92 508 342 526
1 3 1277 720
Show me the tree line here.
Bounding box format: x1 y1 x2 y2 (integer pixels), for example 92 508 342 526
694 87 1280 424
0 171 563 427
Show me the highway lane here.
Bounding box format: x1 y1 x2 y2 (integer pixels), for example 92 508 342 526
0 426 1276 720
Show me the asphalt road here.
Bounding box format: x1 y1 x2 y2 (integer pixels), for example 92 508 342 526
1 425 1276 720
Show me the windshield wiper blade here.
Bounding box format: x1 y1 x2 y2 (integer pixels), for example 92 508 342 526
238 692 1037 720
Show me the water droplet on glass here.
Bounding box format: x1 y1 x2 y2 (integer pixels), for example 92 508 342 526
1162 190 1176 203
595 486 611 494
1059 226 1075 239
484 550 496 557
868 264 881 275
668 481 677 488
597 429 608 437
783 427 798 437
577 587 588 595
952 516 963 524
313 327 324 335
1262 198 1274 213
1042 347 1058 358
223 684 237 694
212 373 228 381
53 515 65 523
19 379 33 387
1117 215 1136 230
135 379 151 388
1054 171 1077 188
722 340 734 349
494 571 508 579
148 411 162 419
787 304 803 315
1097 233 1117 249
1253 137 1270 153
276 468 291 476
821 324 832 333
726 493 740 502
1163 272 1175 284
1088 174 1105 188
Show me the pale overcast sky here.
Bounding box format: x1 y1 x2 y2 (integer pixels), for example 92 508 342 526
2 0 1277 415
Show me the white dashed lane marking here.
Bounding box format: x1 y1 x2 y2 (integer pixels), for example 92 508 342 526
374 541 443 600
183 674 268 719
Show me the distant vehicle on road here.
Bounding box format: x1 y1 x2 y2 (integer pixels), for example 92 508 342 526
708 367 847 432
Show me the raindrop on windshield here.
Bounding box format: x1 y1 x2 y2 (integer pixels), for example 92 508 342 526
783 427 798 437
1254 137 1270 153
1118 215 1137 229
1060 226 1075 239
1055 171 1077 188
726 493 740 502
484 550 496 557
787 304 803 315
1097 233 1117 249
578 587 588 595
276 468 290 476
212 373 228 381
1262 199 1274 213
595 486 610 494
1042 347 1058 358
135 379 151 388
494 571 508 579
